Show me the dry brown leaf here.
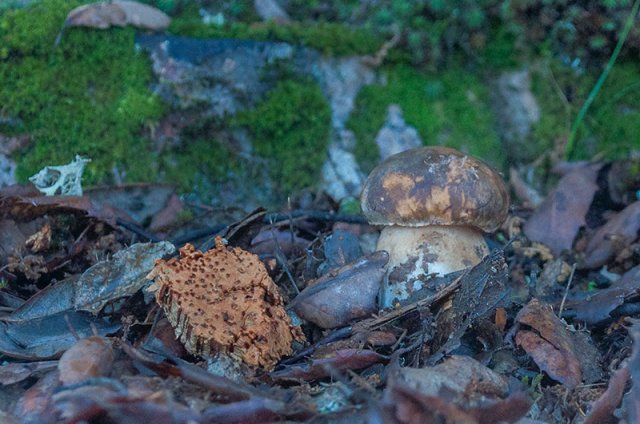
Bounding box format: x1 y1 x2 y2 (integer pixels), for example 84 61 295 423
523 164 600 256
584 365 629 424
65 0 170 31
570 265 640 324
625 319 640 423
581 201 640 269
58 336 114 385
24 223 51 253
514 299 582 388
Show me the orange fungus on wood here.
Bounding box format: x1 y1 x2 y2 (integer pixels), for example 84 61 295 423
147 237 303 369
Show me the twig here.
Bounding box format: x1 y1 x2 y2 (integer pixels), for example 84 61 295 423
116 218 160 242
558 263 577 318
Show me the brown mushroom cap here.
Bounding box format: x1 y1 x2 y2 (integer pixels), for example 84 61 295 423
361 146 509 232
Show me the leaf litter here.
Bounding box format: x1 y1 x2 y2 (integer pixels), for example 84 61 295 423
0 156 639 423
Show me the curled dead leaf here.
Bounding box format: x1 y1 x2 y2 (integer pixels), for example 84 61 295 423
514 299 582 388
524 164 600 256
58 336 114 385
581 201 640 269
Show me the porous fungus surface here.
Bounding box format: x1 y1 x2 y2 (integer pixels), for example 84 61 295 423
147 237 303 369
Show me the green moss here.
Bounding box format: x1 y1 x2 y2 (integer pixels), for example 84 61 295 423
169 17 381 57
348 65 504 173
532 60 640 161
0 0 165 184
235 79 331 195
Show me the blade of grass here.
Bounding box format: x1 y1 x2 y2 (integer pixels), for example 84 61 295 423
564 0 640 160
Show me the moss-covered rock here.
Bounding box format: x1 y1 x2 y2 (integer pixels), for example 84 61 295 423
235 79 331 195
348 65 504 172
169 17 381 57
0 0 165 184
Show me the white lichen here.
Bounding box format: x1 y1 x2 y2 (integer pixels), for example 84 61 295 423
29 155 91 196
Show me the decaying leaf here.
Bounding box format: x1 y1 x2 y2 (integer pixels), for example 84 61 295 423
513 299 582 388
624 319 640 423
271 349 387 381
581 201 640 269
0 361 58 386
24 223 51 253
85 183 180 229
524 164 600 256
391 355 509 403
58 336 114 385
570 265 640 324
65 1 170 31
430 248 510 363
0 312 120 360
584 365 629 424
292 251 388 328
147 237 304 369
4 241 175 321
379 383 530 424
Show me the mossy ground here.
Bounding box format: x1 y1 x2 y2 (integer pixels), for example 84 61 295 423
0 0 165 184
234 79 331 196
348 65 505 173
169 18 382 57
3 0 639 205
531 59 640 161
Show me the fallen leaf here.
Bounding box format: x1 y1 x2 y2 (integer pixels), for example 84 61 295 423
624 319 640 423
271 349 387 381
581 201 640 269
524 164 600 256
316 228 363 276
392 355 509 402
0 361 58 386
584 365 629 424
3 241 175 321
65 0 170 31
380 383 529 424
24 223 51 253
14 370 59 424
607 159 640 205
58 336 115 385
430 249 510 363
0 312 120 360
513 299 582 388
570 265 640 324
85 183 177 227
292 251 388 328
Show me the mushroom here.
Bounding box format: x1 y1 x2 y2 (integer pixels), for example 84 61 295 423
360 146 509 307
146 237 304 370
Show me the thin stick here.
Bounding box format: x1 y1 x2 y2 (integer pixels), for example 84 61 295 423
558 263 577 318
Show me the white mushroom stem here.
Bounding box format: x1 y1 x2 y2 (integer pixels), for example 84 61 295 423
377 225 489 280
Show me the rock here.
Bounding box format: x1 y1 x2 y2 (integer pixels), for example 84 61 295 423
136 35 379 203
254 0 290 23
321 136 365 200
136 35 296 117
0 154 16 188
490 69 540 163
375 104 423 160
312 56 376 200
312 56 377 130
